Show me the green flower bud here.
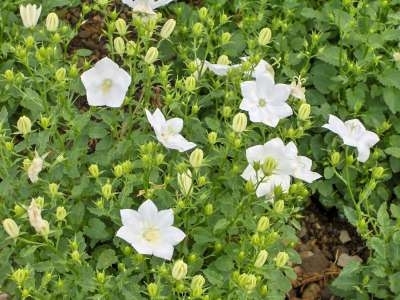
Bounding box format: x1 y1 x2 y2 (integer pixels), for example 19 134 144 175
220 32 231 44
126 41 137 56
4 69 14 82
256 216 270 232
371 166 384 179
5 141 14 151
192 22 203 37
346 154 354 165
115 18 127 36
172 260 187 280
113 164 124 178
190 148 204 168
330 151 341 166
220 13 229 24
96 270 106 284
14 204 25 217
178 170 192 196
275 251 289 267
144 47 158 64
214 242 223 252
71 250 81 263
39 116 51 129
254 250 268 268
113 37 125 55
251 233 261 246
245 181 255 193
260 284 268 296
101 182 112 199
274 199 285 213
160 19 176 39
222 106 232 118
204 203 213 216
198 7 208 20
46 12 59 32
191 274 205 296
238 273 257 291
11 268 29 286
56 206 67 221
207 132 217 145
232 112 247 133
298 103 311 121
198 175 207 186
147 282 158 298
191 104 200 114
88 164 100 178
25 35 35 48
17 115 32 135
2 218 20 238
217 54 230 65
262 157 277 176
258 27 272 45
69 64 79 78
121 160 133 174
48 183 59 197
184 75 196 92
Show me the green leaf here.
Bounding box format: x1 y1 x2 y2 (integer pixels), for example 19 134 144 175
343 206 358 226
96 249 118 270
69 202 85 229
390 204 400 219
323 167 334 179
377 203 390 228
385 147 400 158
76 49 93 57
213 218 229 234
368 237 386 259
203 268 224 286
378 68 400 89
317 45 344 67
383 87 400 113
390 272 400 294
211 255 234 272
84 218 111 241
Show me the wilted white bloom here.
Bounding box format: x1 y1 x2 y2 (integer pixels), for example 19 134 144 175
239 72 292 127
20 4 41 28
290 76 306 100
80 57 131 107
145 108 196 152
27 151 47 183
122 0 175 14
116 199 185 260
322 114 379 162
28 199 49 235
241 138 320 198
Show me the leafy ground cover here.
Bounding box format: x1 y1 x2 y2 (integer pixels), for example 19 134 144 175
1 0 400 299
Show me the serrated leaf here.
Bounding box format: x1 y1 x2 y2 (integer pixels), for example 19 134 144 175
213 218 229 234
378 68 400 89
368 237 386 259
317 45 344 67
96 249 118 270
377 203 390 228
343 206 358 226
203 268 224 286
84 218 111 241
383 87 400 113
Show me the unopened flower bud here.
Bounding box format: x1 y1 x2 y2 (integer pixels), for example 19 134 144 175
198 7 208 20
5 141 14 151
88 164 100 178
254 250 268 268
101 182 112 199
222 106 232 118
256 216 270 232
3 218 20 238
372 166 384 179
217 54 230 65
198 175 207 186
54 67 66 82
393 52 400 62
192 22 203 36
184 76 196 92
46 12 59 32
232 112 247 133
258 27 272 45
346 154 354 165
40 116 51 129
126 41 137 56
330 151 341 166
17 115 32 135
204 203 213 216
262 157 277 176
115 18 127 36
71 250 81 263
178 170 192 196
275 251 289 267
245 180 255 193
144 47 158 64
56 206 67 221
113 37 125 55
172 260 187 280
48 183 59 197
11 268 29 286
274 199 285 213
191 274 205 296
238 273 257 291
113 164 123 177
220 32 231 44
147 282 158 298
207 132 217 145
4 69 14 82
160 19 176 39
121 160 133 174
96 270 106 284
298 103 311 121
190 148 204 168
14 204 25 217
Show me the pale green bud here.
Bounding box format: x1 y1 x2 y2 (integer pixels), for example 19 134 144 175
11 268 29 286
178 170 192 196
115 18 127 36
198 7 208 20
207 132 217 145
192 22 203 36
274 199 285 213
254 250 268 268
147 282 159 298
14 204 25 217
5 141 14 151
238 273 257 291
330 151 341 166
220 32 231 44
256 216 270 232
121 160 133 174
191 274 205 296
222 106 232 118
113 164 124 178
220 13 228 24
198 176 207 186
258 27 272 45
96 270 106 284
46 12 59 32
113 37 125 55
275 251 289 267
298 103 311 121
204 203 213 216
40 116 51 129
17 115 32 135
4 69 14 82
37 220 50 237
262 157 278 176
25 35 35 48
232 112 247 133
144 47 158 64
372 166 384 179
393 52 400 62
71 250 81 263
56 206 67 221
160 19 176 39
245 181 255 193
48 183 59 197
101 182 113 199
190 148 204 168
2 218 20 238
172 260 188 280
184 75 196 92
88 164 100 178
217 54 230 65
126 41 137 56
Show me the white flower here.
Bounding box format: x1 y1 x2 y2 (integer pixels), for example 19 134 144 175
145 108 196 152
80 57 131 107
241 138 320 198
27 151 47 183
122 0 174 14
290 78 306 100
251 59 275 79
322 114 379 162
204 57 241 76
20 4 41 28
177 170 192 196
116 199 185 260
239 73 292 127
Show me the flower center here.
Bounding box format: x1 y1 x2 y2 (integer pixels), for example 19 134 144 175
101 79 113 94
142 226 160 243
258 98 267 107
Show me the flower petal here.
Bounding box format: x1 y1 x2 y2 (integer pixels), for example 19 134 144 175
120 209 142 227
166 118 183 133
160 226 186 245
152 243 174 260
156 209 174 227
138 199 159 222
163 134 196 152
356 145 371 163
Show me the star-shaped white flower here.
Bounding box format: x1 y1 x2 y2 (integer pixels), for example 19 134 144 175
146 108 196 152
80 57 131 107
116 199 185 260
122 0 174 14
20 4 41 28
322 114 379 162
239 73 292 127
